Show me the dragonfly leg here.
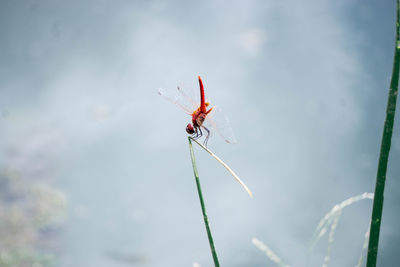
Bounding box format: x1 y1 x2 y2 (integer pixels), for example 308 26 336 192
192 127 198 139
202 126 210 146
193 126 202 140
196 127 203 140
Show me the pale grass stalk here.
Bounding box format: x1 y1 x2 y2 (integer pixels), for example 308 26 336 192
356 224 370 267
253 193 374 267
322 210 341 267
190 137 253 197
311 192 374 248
252 238 291 267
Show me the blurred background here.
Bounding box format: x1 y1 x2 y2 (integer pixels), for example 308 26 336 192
0 0 399 266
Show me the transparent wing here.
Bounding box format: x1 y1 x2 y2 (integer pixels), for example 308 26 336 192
205 106 237 144
158 81 210 115
158 86 198 115
176 81 211 108
177 82 200 110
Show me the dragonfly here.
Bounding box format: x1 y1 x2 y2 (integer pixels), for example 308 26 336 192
158 76 236 146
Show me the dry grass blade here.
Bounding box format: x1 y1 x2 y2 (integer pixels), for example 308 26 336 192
311 192 373 248
356 223 371 267
252 238 291 267
190 137 253 197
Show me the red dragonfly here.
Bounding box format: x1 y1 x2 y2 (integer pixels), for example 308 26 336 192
158 76 236 146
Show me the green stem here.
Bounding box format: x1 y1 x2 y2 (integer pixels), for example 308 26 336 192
366 1 400 266
188 137 220 267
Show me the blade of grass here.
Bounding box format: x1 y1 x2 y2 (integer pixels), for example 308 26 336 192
322 210 341 267
311 192 374 248
357 223 371 267
366 0 400 266
251 238 290 267
190 137 253 197
188 137 220 267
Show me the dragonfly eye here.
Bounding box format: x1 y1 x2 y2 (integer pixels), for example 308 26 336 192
186 123 195 134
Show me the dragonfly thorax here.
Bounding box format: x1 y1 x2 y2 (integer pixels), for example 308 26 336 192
195 113 206 127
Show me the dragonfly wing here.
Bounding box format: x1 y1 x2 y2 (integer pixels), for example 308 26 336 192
158 87 198 115
205 106 237 144
176 83 200 110
176 81 211 109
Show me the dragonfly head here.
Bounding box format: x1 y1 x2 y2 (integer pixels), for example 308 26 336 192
186 123 195 134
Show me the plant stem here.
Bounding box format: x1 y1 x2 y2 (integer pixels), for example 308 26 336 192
188 137 220 267
366 1 400 266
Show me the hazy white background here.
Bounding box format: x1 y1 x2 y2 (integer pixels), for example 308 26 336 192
0 0 399 266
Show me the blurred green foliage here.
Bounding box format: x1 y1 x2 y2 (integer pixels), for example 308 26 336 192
0 168 66 267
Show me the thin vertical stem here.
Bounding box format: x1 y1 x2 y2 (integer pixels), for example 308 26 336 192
188 137 220 267
366 0 400 266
